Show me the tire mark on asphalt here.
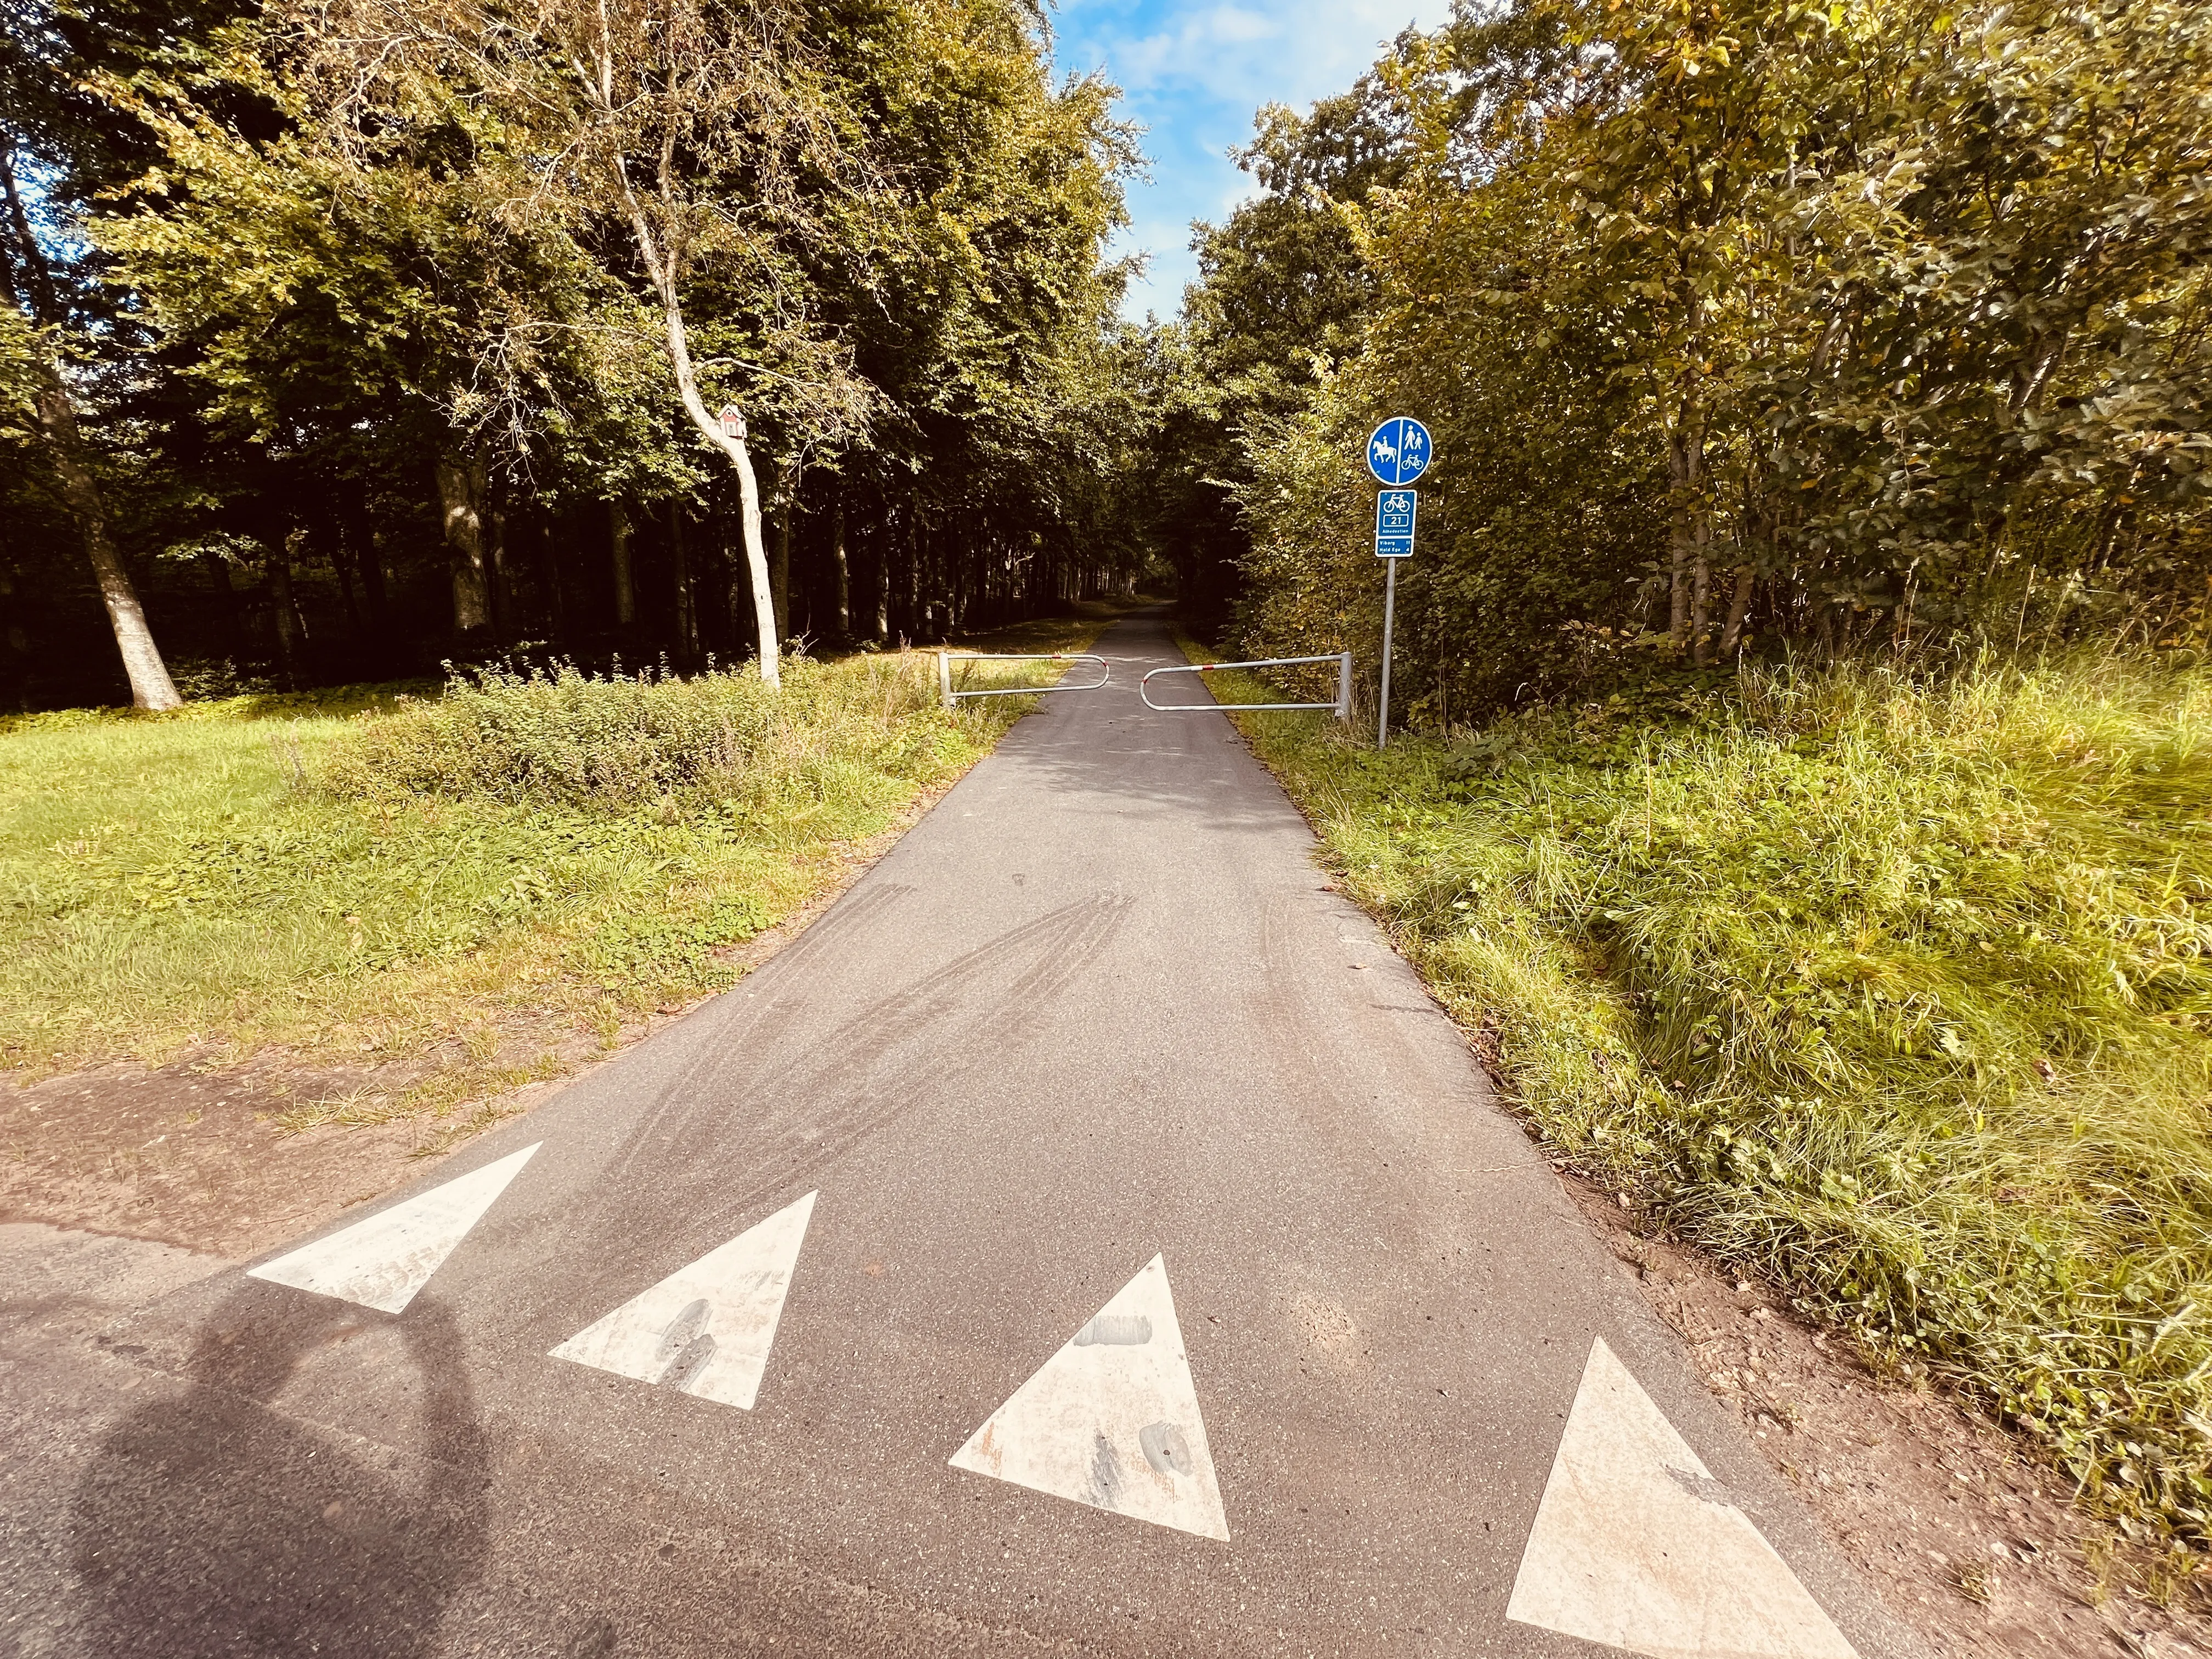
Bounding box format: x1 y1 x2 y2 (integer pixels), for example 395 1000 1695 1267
506 894 1133 1322
600 883 919 1171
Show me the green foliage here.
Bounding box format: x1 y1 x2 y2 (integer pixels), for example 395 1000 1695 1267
323 658 941 809
1220 648 2212 1538
1215 0 2212 715
1131 67 1414 632
5 0 1148 712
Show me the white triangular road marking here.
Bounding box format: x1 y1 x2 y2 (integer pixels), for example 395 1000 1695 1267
1507 1336 1858 1659
950 1254 1228 1541
247 1143 540 1314
550 1190 816 1410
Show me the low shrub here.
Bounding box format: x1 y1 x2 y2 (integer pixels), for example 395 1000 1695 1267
321 656 949 809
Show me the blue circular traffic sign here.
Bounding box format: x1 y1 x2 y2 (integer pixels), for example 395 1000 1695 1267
1367 417 1432 485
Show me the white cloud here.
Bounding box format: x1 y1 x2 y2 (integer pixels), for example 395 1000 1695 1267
1052 0 1453 318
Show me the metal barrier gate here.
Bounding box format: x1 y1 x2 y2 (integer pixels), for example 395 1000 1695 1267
936 652 1111 708
1139 652 1352 718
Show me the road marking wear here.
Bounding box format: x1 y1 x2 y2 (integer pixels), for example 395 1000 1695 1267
245 1143 540 1313
551 1190 817 1410
1508 1337 1858 1659
950 1254 1229 1541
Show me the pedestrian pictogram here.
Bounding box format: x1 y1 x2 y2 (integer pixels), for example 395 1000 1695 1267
1367 417 1432 486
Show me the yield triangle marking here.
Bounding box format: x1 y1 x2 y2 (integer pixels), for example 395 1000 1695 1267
247 1143 540 1313
1507 1336 1858 1659
550 1190 816 1410
950 1254 1228 1541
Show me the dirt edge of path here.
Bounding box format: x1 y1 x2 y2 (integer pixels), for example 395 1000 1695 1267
0 763 970 1262
1561 1173 2209 1659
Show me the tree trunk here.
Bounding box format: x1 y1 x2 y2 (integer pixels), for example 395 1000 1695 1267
831 487 850 641
0 568 31 710
771 504 792 648
601 114 780 685
540 516 567 646
201 550 244 659
267 541 305 688
671 500 698 665
1690 534 1713 667
770 462 793 647
873 501 891 641
904 505 921 644
1666 426 1694 653
609 500 636 628
1719 565 1756 656
488 501 511 641
437 450 492 637
342 477 387 645
641 270 776 681
4 150 180 709
24 364 182 708
358 529 390 641
327 519 362 640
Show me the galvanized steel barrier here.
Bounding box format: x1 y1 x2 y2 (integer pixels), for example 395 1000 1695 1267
1139 652 1353 718
936 652 1111 708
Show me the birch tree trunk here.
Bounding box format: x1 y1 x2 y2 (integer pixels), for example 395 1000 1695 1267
3 150 180 709
23 360 182 708
436 451 491 635
639 267 778 683
584 48 783 684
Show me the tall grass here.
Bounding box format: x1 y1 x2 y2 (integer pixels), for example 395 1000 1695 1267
1221 649 2212 1541
324 656 944 809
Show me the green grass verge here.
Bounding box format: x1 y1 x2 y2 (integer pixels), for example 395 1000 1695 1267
2 632 1092 1115
1194 641 2212 1542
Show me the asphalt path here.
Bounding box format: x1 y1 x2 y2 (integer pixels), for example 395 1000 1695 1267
1 614 1923 1657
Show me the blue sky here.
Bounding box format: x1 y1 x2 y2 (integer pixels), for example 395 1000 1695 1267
1048 0 1457 320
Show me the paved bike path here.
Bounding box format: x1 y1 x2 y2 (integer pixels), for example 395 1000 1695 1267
25 615 1920 1657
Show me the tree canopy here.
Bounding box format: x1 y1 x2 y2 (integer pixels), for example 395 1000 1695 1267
4 0 2207 716
1 0 1148 707
1184 0 2211 721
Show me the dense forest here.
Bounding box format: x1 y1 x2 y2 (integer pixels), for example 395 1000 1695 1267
4 0 2209 716
2 0 1152 710
1163 0 2210 722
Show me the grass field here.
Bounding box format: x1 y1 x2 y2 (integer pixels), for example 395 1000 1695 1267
2 622 1101 1128
1195 643 2212 1543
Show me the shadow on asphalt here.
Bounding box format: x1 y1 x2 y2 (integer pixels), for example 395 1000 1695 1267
67 1282 489 1656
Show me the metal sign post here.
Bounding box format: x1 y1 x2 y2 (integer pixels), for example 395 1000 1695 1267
1366 421 1431 750
1378 558 1400 751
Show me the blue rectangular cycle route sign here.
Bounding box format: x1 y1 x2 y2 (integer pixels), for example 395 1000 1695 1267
1374 489 1417 558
